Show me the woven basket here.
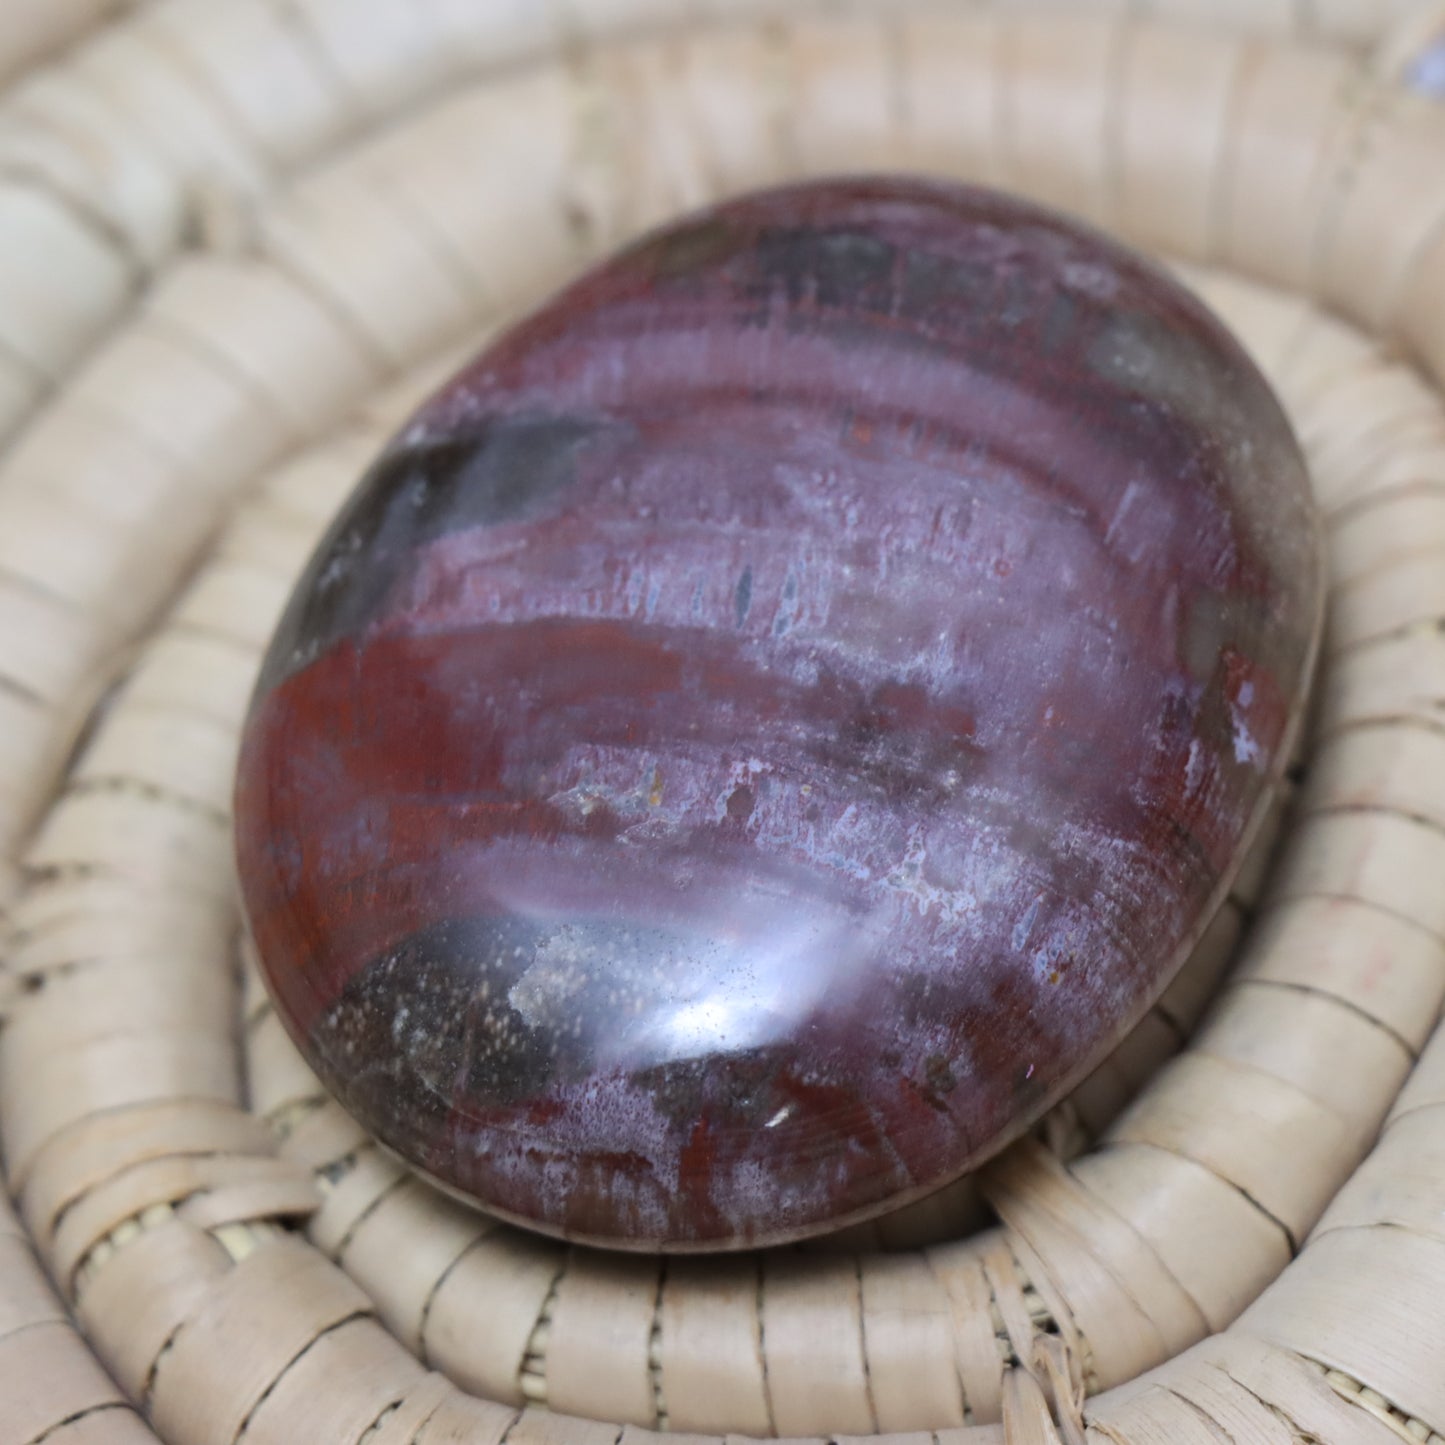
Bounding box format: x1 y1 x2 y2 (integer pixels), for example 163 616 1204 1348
6 2 1445 1442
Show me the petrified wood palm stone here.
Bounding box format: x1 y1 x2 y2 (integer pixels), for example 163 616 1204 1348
235 177 1323 1250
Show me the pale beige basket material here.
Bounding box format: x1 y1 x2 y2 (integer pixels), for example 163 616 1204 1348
0 0 135 86
1374 0 1445 82
5 4 1445 1445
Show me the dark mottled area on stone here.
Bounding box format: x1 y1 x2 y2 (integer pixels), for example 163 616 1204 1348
313 915 556 1116
319 910 813 1108
256 412 616 697
746 227 899 310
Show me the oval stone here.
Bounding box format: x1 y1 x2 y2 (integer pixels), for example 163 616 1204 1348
235 177 1323 1250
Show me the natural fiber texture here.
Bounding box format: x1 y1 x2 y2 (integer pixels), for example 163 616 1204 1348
5 3 1445 1444
1375 0 1445 85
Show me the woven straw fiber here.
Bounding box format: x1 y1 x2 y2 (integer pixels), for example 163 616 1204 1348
5 2 1445 1442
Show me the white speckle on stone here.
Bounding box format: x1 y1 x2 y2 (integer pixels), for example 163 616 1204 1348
1185 737 1208 795
1061 260 1120 302
1232 717 1263 767
1228 686 1264 768
1011 893 1042 951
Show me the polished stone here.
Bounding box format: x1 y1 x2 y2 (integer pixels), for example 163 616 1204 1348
235 177 1323 1250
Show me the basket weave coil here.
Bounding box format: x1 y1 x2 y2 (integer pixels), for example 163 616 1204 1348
5 3 1445 1443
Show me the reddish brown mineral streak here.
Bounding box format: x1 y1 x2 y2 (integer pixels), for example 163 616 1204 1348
235 178 1322 1249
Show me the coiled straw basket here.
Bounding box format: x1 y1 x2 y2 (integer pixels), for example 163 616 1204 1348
5 1 1445 1441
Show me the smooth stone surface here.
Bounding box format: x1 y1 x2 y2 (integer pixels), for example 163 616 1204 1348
235 177 1323 1251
